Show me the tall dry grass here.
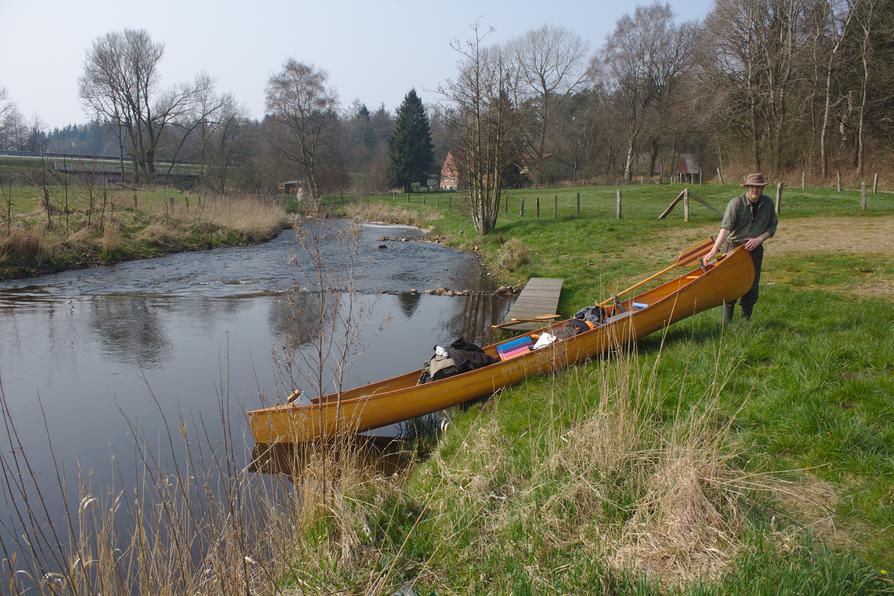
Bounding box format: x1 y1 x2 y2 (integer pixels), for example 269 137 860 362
0 339 824 594
0 376 404 595
142 194 286 238
396 339 818 591
497 237 530 272
343 202 435 229
0 190 287 278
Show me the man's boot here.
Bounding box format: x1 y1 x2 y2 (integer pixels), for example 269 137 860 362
722 303 735 324
740 303 753 320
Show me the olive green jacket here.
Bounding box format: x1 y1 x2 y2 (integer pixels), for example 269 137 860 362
720 194 778 248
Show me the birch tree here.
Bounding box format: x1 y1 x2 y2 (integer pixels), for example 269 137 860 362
442 24 520 235
265 59 339 208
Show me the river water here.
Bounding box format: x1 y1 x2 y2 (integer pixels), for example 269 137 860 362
0 219 510 576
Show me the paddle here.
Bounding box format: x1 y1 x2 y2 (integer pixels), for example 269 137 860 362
490 314 560 330
597 236 715 307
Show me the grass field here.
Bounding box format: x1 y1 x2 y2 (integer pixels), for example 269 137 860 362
295 183 894 592
0 184 288 280
0 153 201 176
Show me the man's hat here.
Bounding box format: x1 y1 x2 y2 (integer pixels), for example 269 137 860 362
742 173 768 187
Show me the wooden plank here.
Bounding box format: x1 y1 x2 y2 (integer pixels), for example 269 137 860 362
658 189 686 220
503 278 563 331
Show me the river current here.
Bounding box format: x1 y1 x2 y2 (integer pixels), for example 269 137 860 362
0 219 510 572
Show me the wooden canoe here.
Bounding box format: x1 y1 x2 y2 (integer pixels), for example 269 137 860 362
247 242 755 444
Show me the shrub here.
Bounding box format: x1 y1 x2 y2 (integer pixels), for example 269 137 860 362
498 237 530 272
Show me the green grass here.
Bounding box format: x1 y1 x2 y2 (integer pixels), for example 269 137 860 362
294 183 894 592
0 154 201 175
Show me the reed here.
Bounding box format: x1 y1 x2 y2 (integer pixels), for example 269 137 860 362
0 188 287 280
342 202 434 229
497 237 530 272
0 353 413 595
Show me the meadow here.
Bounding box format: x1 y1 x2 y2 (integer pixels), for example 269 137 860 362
0 184 288 280
300 182 894 592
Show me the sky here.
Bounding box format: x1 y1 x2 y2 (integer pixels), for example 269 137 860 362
1 0 714 130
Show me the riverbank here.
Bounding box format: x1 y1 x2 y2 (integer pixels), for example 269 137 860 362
0 186 288 281
287 184 893 592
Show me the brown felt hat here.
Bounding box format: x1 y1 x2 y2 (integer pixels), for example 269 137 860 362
742 173 768 187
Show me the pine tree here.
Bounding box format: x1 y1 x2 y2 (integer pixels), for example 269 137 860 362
388 89 434 192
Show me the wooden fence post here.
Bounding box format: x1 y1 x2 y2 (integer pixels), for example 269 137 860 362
616 190 622 219
801 171 805 189
873 173 879 194
553 195 558 219
576 192 580 216
861 181 867 210
775 182 783 215
683 188 689 222
536 196 540 218
836 172 842 192
520 197 525 217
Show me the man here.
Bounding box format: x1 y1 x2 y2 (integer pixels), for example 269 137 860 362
703 172 778 322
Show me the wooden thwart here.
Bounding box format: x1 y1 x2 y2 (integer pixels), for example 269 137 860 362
502 278 563 331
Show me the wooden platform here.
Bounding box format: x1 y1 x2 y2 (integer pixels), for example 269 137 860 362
503 278 563 331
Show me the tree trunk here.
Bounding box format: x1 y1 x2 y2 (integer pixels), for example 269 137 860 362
856 1 874 177
623 134 637 182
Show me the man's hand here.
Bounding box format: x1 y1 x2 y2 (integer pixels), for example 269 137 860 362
703 248 718 263
743 237 764 251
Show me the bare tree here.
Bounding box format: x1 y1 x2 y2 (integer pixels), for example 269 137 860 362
0 87 12 122
854 0 879 176
79 29 208 183
818 0 859 178
509 26 589 180
164 73 221 176
603 3 693 181
265 60 339 208
207 94 251 192
0 104 29 151
699 0 809 173
442 23 520 234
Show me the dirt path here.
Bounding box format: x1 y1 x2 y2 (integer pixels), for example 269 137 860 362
646 215 894 299
768 216 894 255
652 215 894 255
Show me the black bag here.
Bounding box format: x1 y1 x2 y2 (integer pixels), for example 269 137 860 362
447 337 498 373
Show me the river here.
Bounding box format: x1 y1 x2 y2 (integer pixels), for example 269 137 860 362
0 219 510 581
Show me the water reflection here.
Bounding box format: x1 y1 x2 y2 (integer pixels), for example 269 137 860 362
250 437 415 478
268 291 332 350
87 297 173 367
442 293 510 346
397 291 422 318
